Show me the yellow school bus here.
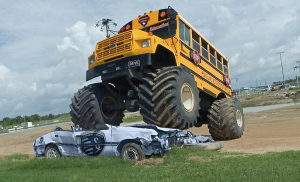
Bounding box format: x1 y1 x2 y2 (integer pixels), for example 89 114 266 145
70 6 244 140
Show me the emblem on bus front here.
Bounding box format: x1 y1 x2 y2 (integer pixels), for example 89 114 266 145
138 15 149 27
109 44 116 48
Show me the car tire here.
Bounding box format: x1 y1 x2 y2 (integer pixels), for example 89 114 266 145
121 143 145 163
138 66 201 129
70 83 124 129
45 144 61 159
207 98 245 140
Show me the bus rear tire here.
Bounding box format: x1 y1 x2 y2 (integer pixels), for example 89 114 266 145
207 98 245 140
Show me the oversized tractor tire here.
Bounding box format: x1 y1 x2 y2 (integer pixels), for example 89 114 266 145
69 83 124 129
207 98 245 140
138 66 201 129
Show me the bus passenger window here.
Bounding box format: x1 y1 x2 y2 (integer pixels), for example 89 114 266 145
179 20 190 46
217 53 222 71
223 60 229 75
192 31 200 53
201 39 209 60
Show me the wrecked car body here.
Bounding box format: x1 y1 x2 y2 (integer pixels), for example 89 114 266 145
33 124 215 160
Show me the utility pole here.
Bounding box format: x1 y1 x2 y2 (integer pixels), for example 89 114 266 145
236 78 240 97
297 61 300 87
294 61 300 87
277 52 285 88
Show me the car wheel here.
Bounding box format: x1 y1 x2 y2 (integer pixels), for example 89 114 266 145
45 144 61 159
121 143 145 163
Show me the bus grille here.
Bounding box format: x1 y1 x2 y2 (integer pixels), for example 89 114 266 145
96 31 132 60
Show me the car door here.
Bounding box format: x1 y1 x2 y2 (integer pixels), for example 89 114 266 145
75 126 113 156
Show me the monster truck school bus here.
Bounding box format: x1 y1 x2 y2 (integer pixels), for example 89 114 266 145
71 7 244 140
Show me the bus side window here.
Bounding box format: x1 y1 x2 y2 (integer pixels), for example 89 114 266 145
179 20 190 46
201 39 209 60
223 60 229 75
192 31 200 53
217 53 222 71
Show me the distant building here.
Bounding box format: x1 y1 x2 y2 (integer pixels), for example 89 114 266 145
21 122 33 127
258 85 271 91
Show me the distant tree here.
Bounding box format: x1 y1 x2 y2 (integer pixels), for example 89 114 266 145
31 114 40 122
24 116 31 122
15 116 23 124
2 117 16 127
49 113 54 120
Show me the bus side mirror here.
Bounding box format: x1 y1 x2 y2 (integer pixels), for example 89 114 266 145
168 10 177 37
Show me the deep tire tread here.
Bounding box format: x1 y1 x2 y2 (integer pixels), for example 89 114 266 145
138 66 200 129
207 98 245 140
70 83 124 129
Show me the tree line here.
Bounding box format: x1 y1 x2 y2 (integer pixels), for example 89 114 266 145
0 113 65 127
273 76 300 85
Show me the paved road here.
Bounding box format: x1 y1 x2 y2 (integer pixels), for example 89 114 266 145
0 122 74 137
243 102 300 113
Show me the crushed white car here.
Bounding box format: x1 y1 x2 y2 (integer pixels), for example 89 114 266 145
33 124 218 162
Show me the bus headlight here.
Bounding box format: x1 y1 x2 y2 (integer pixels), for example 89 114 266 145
142 40 150 48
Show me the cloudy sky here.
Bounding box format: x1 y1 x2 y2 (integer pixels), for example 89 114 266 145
1 0 300 119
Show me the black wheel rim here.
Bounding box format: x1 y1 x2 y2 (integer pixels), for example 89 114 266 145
101 96 117 119
123 147 139 162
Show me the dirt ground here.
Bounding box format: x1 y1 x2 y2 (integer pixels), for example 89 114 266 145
238 89 300 107
1 104 299 156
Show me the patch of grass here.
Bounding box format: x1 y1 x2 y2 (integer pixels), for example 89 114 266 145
33 114 71 127
0 147 299 181
123 115 143 123
242 102 259 108
292 97 299 102
289 87 300 91
0 129 9 134
261 101 273 106
4 154 30 161
242 101 276 108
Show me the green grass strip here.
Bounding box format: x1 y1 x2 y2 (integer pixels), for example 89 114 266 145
0 146 299 182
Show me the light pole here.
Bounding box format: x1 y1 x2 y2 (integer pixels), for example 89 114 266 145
236 78 240 97
294 66 299 87
276 52 285 88
294 61 300 87
297 61 300 87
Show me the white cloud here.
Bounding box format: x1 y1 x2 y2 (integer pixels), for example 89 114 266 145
57 37 79 51
212 5 233 26
0 19 105 119
243 42 258 49
30 83 37 91
13 103 23 112
0 64 10 81
230 53 240 66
